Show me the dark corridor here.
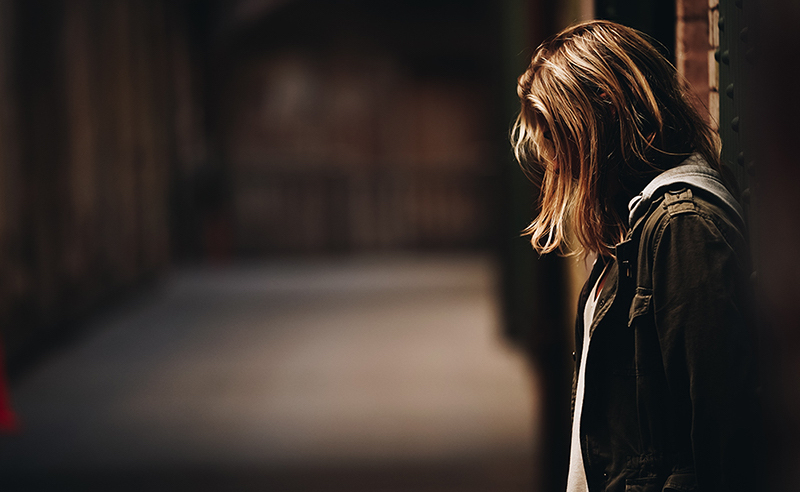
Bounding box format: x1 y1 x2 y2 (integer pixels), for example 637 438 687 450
0 1 539 490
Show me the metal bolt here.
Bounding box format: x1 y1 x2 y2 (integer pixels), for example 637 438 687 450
721 50 731 65
731 116 740 132
726 84 735 99
718 16 725 31
740 27 749 43
737 152 745 166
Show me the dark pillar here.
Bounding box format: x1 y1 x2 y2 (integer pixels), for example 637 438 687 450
499 1 570 491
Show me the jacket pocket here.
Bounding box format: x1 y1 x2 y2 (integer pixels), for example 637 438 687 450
628 288 652 327
625 476 660 492
662 472 697 491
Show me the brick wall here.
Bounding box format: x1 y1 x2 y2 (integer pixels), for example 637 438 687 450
676 0 719 126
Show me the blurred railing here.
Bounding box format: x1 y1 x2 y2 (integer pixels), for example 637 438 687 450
232 168 500 255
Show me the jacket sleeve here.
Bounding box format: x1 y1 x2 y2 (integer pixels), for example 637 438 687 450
650 208 760 492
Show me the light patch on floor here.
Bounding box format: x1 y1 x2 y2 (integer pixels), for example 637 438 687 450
0 254 539 473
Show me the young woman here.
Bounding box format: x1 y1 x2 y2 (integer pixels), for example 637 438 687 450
512 21 760 492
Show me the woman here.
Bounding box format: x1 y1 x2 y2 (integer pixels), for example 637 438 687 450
512 21 760 492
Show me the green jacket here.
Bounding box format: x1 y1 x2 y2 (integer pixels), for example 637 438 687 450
573 163 761 492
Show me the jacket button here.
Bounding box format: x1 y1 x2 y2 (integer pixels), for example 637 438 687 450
603 472 609 480
572 351 576 361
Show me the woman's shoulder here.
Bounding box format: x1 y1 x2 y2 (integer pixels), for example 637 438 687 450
638 185 750 266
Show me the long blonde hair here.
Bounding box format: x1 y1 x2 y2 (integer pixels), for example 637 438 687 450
512 20 720 257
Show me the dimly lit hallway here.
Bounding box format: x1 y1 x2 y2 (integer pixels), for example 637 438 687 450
0 255 538 491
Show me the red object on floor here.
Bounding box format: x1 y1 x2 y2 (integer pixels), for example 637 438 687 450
0 334 19 433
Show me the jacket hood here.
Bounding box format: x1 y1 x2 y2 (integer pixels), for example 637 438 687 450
627 154 744 228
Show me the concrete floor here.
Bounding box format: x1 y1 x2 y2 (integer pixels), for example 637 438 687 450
0 254 539 491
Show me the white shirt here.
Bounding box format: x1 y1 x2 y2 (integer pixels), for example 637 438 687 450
566 263 607 492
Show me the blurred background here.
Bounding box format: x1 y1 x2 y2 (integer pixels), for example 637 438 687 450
0 0 798 491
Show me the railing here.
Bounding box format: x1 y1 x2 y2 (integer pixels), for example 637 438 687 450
232 168 500 255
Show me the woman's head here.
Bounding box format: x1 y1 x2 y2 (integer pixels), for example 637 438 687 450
512 20 720 257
